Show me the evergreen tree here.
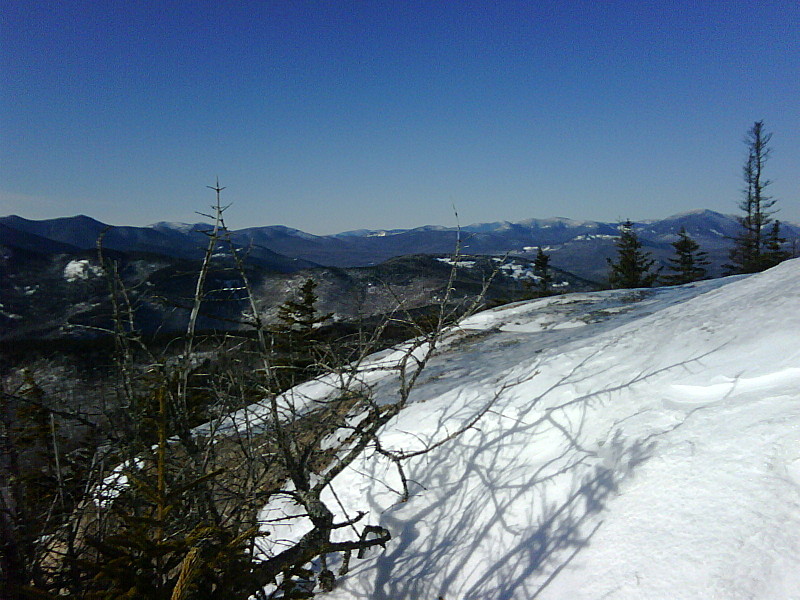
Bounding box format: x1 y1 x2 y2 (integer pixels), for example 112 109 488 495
607 220 659 289
275 278 332 339
727 120 779 273
272 278 332 387
532 247 552 295
762 220 790 268
82 387 259 600
661 227 709 285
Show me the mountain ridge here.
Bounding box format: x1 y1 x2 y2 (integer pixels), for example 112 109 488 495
1 208 762 242
3 209 799 282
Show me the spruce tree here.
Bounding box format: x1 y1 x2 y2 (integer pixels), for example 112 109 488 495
762 220 790 268
607 220 659 289
532 246 552 295
727 120 780 273
272 278 332 387
276 278 330 336
661 227 709 285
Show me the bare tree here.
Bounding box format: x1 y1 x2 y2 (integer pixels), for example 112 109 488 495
6 184 502 600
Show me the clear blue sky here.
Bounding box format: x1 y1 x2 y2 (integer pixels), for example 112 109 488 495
1 1 798 234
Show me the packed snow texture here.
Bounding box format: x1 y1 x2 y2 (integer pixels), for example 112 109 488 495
259 260 800 599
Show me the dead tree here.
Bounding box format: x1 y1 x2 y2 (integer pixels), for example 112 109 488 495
8 184 503 600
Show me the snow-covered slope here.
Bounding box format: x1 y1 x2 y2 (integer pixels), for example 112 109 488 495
314 259 800 599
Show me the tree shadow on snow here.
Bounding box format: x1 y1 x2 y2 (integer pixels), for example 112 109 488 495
334 340 728 600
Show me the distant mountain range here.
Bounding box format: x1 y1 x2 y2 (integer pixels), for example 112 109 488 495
2 209 798 340
3 209 799 281
0 214 317 273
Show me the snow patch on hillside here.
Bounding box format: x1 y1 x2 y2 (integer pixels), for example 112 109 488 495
63 259 103 282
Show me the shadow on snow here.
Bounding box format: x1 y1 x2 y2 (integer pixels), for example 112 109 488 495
334 339 728 600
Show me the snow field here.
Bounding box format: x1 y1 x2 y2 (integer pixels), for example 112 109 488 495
247 259 800 599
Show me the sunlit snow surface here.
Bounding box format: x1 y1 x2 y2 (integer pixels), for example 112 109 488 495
258 260 800 600
63 259 103 281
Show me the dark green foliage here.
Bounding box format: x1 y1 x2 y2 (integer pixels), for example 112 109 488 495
661 227 709 285
762 220 790 268
76 389 259 600
1 371 96 599
607 220 659 289
727 226 758 274
727 121 786 274
532 247 552 295
271 278 332 389
275 279 332 339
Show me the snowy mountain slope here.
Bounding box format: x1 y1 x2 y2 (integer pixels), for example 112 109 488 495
297 259 800 599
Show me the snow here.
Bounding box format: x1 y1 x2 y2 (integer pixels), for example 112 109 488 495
291 259 800 599
200 339 433 437
94 458 144 507
436 257 477 268
573 233 617 241
438 257 569 287
149 221 196 232
63 259 103 281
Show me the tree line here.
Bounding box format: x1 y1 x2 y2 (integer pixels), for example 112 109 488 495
600 120 790 290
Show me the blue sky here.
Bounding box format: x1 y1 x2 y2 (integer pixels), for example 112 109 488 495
1 1 798 234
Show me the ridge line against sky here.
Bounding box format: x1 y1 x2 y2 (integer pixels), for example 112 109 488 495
1 1 798 235
4 208 777 238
